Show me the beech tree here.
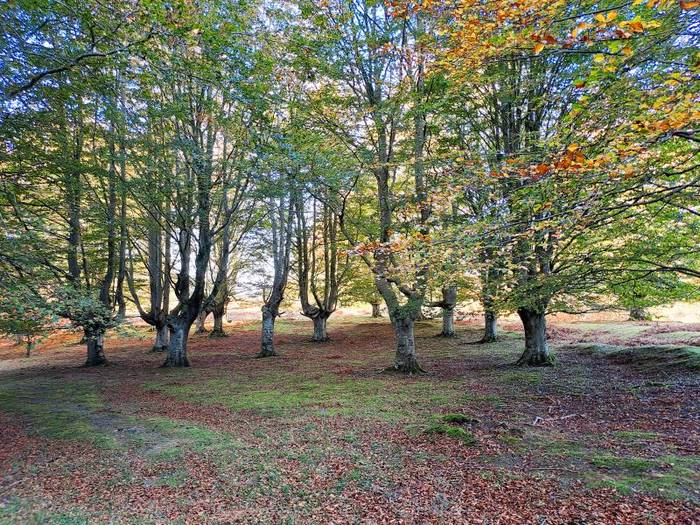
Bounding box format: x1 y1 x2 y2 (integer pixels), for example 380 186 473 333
428 0 699 365
294 192 350 341
291 0 445 373
258 193 295 357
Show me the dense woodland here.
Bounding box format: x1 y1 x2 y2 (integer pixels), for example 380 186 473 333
0 0 698 372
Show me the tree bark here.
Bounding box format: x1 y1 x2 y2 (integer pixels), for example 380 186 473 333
391 317 424 374
258 306 277 357
441 307 455 337
516 308 553 366
312 316 329 342
194 310 208 334
25 339 35 357
481 310 498 343
162 320 190 367
151 324 169 352
209 304 228 338
371 302 381 318
85 331 107 366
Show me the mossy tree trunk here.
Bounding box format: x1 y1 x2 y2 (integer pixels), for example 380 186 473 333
152 323 169 352
209 301 228 338
311 315 329 342
85 330 107 366
482 310 498 343
194 309 208 334
259 305 278 357
516 308 553 366
258 195 294 358
392 315 424 374
162 320 190 367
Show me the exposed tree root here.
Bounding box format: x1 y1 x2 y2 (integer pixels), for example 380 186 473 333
515 351 554 367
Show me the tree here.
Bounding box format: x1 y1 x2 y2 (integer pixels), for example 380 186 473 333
292 0 445 373
295 192 350 341
258 193 295 357
428 0 699 365
0 288 53 357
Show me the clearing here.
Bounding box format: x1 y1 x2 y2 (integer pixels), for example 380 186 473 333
0 316 698 524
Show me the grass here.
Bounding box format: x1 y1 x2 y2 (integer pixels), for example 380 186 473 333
587 455 700 500
591 454 656 472
423 423 477 444
0 316 698 522
612 430 659 442
441 413 480 424
0 378 117 448
607 345 700 371
143 373 474 423
569 343 700 371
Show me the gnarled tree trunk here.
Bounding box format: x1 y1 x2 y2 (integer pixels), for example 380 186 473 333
85 331 107 366
312 315 329 342
516 308 553 366
392 316 424 374
438 286 457 337
257 195 294 358
442 307 455 337
194 310 208 334
259 305 277 357
481 310 498 343
371 302 381 318
210 301 228 338
163 319 190 367
152 324 169 352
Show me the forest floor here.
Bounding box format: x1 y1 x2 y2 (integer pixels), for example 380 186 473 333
0 316 698 524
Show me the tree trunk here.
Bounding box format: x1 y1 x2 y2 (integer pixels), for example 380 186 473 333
371 302 381 318
209 306 227 338
25 339 35 357
441 307 455 337
85 332 107 366
629 307 650 321
312 316 329 342
194 310 208 334
391 317 425 374
151 324 169 353
516 308 553 366
258 306 277 357
482 310 498 343
162 320 190 367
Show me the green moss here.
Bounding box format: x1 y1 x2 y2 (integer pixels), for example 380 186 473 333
153 468 189 488
0 379 116 447
542 438 586 457
498 369 543 385
0 503 92 525
423 423 477 444
498 434 523 446
608 346 700 371
612 430 659 442
591 454 656 472
441 413 479 424
573 343 700 371
139 416 243 461
144 374 472 422
587 455 700 501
